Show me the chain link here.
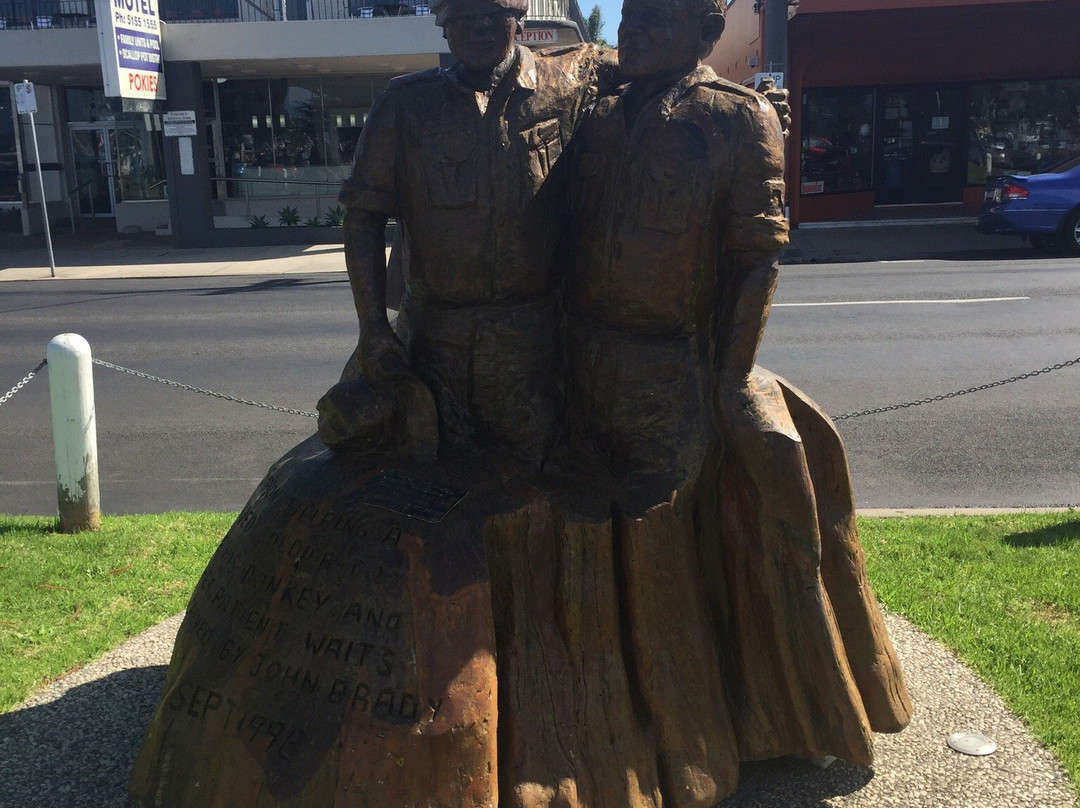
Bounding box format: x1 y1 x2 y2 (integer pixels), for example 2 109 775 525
831 357 1080 422
5 354 1075 424
91 359 318 419
0 359 48 409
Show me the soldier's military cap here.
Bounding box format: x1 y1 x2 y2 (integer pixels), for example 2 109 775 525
430 0 528 26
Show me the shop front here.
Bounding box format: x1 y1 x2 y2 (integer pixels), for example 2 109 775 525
0 84 20 232
799 77 1080 221
787 0 1080 224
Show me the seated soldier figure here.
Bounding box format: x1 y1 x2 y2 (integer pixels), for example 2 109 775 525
317 0 615 466
129 7 621 807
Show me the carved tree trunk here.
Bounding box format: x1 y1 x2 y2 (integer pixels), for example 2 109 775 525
131 373 910 808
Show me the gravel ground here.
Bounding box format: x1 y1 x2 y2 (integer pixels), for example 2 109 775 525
1 612 1076 808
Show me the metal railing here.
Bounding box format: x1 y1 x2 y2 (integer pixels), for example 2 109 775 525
65 176 100 233
0 0 433 26
221 175 343 219
0 0 95 28
0 0 580 26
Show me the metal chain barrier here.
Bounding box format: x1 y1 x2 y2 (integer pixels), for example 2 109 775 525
91 359 318 419
831 357 1080 422
4 354 1076 424
0 359 48 409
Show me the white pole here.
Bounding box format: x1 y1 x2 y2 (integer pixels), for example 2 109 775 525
47 334 101 532
27 108 57 278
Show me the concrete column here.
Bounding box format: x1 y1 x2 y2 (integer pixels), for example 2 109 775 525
162 61 214 248
47 333 101 533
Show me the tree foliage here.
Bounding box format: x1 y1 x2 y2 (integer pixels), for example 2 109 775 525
586 4 609 47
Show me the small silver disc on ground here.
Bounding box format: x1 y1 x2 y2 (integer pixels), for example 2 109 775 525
947 732 997 756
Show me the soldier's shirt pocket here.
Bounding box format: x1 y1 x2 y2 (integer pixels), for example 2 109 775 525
524 119 563 179
573 149 606 211
635 153 703 235
424 128 477 209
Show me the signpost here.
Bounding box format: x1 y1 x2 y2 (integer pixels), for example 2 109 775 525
15 81 57 278
754 71 785 90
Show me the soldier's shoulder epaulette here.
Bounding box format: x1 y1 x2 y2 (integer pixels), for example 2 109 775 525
386 67 443 90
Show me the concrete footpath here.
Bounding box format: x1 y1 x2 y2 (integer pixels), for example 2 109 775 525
0 217 1042 282
1 219 1077 807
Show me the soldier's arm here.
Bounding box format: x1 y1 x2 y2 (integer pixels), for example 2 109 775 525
717 94 789 383
337 93 410 380
319 89 438 458
341 208 409 379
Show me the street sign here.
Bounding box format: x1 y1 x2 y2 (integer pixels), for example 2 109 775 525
14 81 38 115
15 80 57 276
163 110 197 137
754 71 785 90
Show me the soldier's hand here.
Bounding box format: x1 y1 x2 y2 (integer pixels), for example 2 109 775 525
755 77 791 138
357 326 411 381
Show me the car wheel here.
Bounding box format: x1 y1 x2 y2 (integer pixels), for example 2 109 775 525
1064 209 1080 256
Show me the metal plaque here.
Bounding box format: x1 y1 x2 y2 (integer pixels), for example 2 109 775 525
947 732 997 756
352 470 468 523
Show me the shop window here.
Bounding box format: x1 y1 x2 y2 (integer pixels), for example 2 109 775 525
968 78 1080 184
0 89 18 202
800 88 875 195
216 76 392 199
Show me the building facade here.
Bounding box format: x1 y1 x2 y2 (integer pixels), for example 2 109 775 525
0 0 587 244
707 0 1080 224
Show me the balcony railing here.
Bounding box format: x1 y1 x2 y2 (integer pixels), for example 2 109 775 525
0 0 436 26
0 0 95 29
0 0 578 28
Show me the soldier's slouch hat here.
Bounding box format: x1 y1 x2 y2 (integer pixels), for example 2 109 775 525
431 0 528 26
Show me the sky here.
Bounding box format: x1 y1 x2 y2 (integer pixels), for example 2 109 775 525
584 0 621 45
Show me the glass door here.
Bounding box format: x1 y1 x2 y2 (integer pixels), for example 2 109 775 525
69 125 120 216
875 87 966 205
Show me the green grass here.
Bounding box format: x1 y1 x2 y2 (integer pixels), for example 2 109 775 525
0 512 233 712
859 511 1080 787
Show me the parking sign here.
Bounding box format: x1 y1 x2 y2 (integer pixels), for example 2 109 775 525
14 81 38 115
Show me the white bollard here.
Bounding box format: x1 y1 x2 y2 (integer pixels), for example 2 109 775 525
47 333 101 532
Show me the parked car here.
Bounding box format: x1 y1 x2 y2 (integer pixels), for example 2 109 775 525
977 155 1080 254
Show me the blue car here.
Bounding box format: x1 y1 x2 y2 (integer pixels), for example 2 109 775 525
977 155 1080 254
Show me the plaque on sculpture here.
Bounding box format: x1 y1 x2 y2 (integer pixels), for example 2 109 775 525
349 470 469 522
131 0 911 805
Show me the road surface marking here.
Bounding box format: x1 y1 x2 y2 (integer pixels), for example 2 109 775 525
774 296 1029 308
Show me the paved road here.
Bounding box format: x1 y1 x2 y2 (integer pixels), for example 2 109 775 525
1 254 1078 514
0 274 356 515
760 253 1080 508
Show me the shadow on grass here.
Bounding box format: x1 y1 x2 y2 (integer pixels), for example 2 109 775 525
1004 518 1080 548
0 518 57 538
